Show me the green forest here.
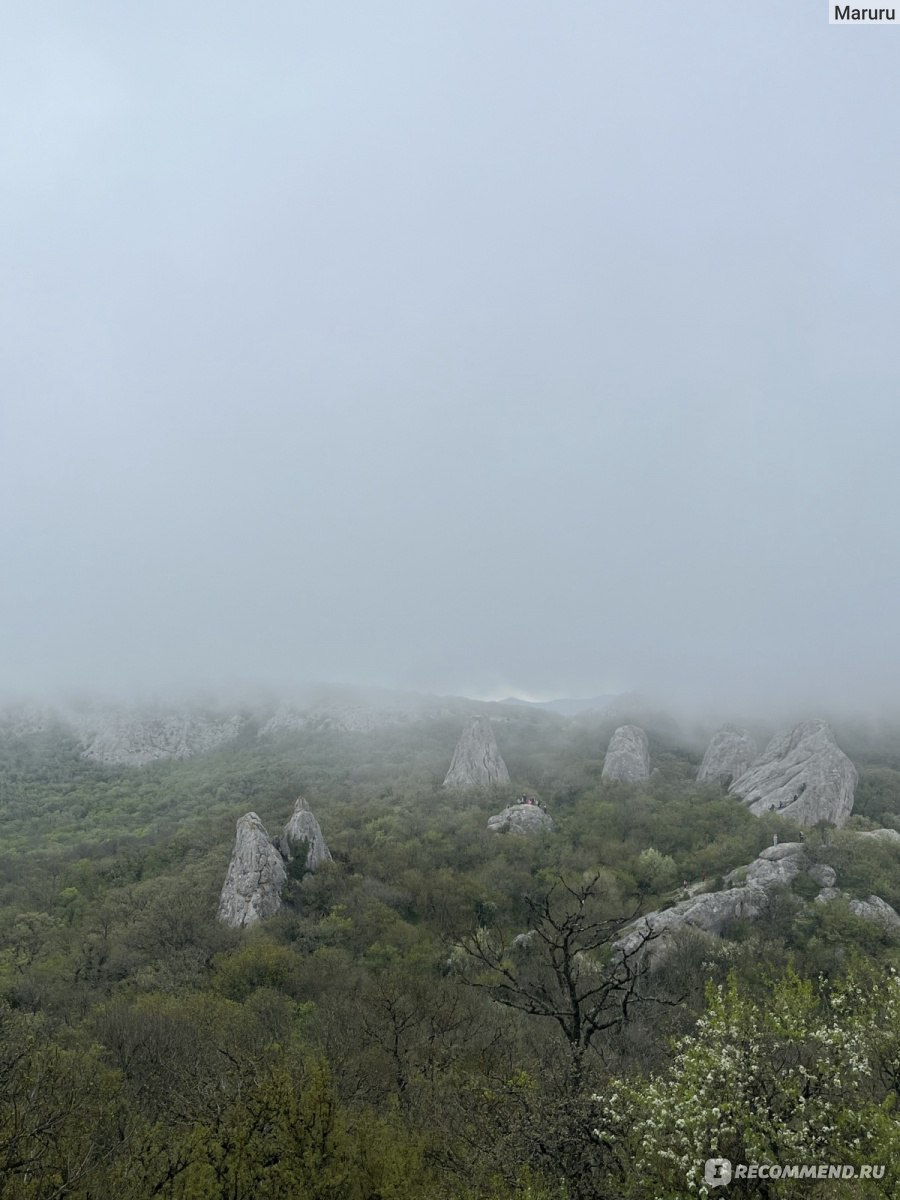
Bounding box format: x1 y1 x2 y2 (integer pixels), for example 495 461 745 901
2 707 900 1199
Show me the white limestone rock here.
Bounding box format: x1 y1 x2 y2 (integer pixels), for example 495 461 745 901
217 813 287 928
601 725 650 783
847 895 900 929
616 886 769 959
808 863 838 888
444 717 510 789
697 725 759 785
730 720 857 827
487 804 554 835
618 843 809 958
280 797 332 870
727 842 808 889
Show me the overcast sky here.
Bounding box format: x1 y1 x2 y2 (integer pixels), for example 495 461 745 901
1 2 898 712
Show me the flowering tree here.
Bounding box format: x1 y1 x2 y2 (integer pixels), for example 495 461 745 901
593 969 900 1198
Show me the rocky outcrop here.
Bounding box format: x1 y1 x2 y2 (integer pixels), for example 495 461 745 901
729 720 857 827
487 804 554 835
617 837 900 958
697 725 758 785
217 813 288 928
280 797 332 869
602 725 650 783
443 717 510 789
617 842 811 958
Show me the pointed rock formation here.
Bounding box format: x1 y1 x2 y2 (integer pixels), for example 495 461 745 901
281 797 332 870
602 725 650 783
697 725 758 785
443 716 510 789
487 804 554 835
729 720 857 827
217 813 287 928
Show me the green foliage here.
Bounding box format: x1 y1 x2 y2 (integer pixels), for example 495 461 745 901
636 847 678 892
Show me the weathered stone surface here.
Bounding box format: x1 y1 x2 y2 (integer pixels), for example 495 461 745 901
74 709 244 766
618 835 900 958
217 813 287 928
727 842 808 889
280 797 332 869
602 725 650 783
618 843 810 957
443 717 510 789
730 720 857 827
616 886 769 958
808 863 837 888
487 804 554 835
697 725 758 785
847 895 900 929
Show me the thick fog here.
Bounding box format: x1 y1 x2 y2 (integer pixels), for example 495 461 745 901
2 3 898 713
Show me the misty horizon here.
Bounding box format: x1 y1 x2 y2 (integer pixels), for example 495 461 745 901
3 4 898 716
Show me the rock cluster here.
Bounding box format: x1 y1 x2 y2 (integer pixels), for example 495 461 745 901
602 725 650 783
218 797 332 928
443 717 510 789
487 803 554 835
729 720 857 828
697 725 758 785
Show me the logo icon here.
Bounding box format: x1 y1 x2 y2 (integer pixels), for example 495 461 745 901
704 1157 732 1188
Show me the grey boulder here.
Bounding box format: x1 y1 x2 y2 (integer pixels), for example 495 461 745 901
487 804 554 835
808 863 837 888
847 895 900 929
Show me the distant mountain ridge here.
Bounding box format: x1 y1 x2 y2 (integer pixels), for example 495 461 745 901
0 686 564 766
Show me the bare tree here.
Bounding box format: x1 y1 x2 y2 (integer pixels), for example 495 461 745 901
455 874 665 1091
